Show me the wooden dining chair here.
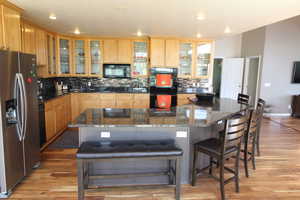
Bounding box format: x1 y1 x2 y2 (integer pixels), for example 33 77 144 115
192 113 249 200
238 93 250 105
241 109 259 177
256 98 265 156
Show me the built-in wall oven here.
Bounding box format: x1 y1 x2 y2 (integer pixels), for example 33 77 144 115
149 68 178 108
103 64 131 78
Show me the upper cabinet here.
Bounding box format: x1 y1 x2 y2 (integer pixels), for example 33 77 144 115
179 42 193 77
47 34 57 75
74 39 87 75
35 28 47 66
1 5 21 51
132 40 148 77
57 37 72 75
118 40 132 63
150 39 165 66
150 38 179 68
103 40 118 63
89 40 102 75
21 21 36 54
195 42 212 78
165 39 179 67
103 39 132 64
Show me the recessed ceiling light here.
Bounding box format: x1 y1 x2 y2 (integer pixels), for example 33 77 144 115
137 30 142 36
197 33 202 38
224 26 231 34
49 14 56 20
197 13 205 21
74 28 80 35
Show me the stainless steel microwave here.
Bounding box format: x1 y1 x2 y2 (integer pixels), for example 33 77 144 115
103 64 131 78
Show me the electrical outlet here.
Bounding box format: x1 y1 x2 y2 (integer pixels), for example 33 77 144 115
176 131 187 138
100 131 110 138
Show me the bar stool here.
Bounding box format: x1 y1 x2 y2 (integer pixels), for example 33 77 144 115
238 93 250 105
192 114 248 200
241 109 259 177
76 140 183 200
256 98 265 156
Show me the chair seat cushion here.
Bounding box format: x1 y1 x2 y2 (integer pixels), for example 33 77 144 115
195 138 237 156
77 140 183 159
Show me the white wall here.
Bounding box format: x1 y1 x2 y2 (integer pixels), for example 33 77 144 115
214 34 242 58
260 16 300 114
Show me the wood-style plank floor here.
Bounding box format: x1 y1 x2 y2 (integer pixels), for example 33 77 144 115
8 118 300 200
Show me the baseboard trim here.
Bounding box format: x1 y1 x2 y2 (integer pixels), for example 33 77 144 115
263 113 291 117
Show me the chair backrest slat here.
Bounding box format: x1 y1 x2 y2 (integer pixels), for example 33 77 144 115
238 93 250 105
221 113 249 152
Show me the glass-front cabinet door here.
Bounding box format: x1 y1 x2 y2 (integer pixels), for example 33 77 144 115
74 39 86 74
179 42 193 77
58 38 71 74
132 41 148 77
89 40 101 75
47 34 56 75
195 43 212 78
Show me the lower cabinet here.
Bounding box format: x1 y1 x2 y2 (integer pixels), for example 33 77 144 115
45 93 150 143
177 94 196 105
44 95 71 142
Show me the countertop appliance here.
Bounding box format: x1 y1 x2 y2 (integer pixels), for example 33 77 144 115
0 50 40 198
103 64 131 78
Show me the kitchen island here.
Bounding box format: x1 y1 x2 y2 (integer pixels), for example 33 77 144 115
69 98 247 185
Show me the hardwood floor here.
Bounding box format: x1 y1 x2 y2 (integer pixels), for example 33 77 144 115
8 118 300 200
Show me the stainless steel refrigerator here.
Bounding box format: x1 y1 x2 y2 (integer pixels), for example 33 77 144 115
0 50 40 198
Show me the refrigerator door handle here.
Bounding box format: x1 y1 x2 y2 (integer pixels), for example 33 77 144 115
19 74 27 141
14 74 23 141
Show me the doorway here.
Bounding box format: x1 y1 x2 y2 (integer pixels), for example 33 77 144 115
219 58 245 100
212 59 222 97
243 56 261 106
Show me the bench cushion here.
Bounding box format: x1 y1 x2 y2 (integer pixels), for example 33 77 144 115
77 140 183 159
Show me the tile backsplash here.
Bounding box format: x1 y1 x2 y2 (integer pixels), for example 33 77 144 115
39 77 209 94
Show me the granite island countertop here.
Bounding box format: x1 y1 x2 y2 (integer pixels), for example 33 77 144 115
69 98 248 128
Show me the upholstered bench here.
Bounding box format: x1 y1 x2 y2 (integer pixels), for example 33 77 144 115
76 140 183 200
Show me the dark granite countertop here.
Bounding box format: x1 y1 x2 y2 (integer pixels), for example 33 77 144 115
69 98 248 128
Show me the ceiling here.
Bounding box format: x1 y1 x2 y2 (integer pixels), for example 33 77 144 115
8 0 300 39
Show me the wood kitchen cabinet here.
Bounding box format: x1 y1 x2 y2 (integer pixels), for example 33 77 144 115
116 93 133 108
89 40 102 76
118 40 132 63
21 21 36 54
194 42 213 78
99 93 116 108
79 93 102 113
177 94 195 105
44 101 56 141
132 40 148 77
133 93 150 108
44 95 71 142
47 33 57 76
35 28 48 77
103 40 118 63
150 38 179 68
1 5 21 51
57 36 73 75
165 39 179 67
74 39 88 75
35 28 47 66
103 39 132 64
179 42 193 78
0 7 3 48
150 38 165 66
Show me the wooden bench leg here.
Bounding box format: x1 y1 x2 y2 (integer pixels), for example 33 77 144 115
77 159 85 200
175 157 181 200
